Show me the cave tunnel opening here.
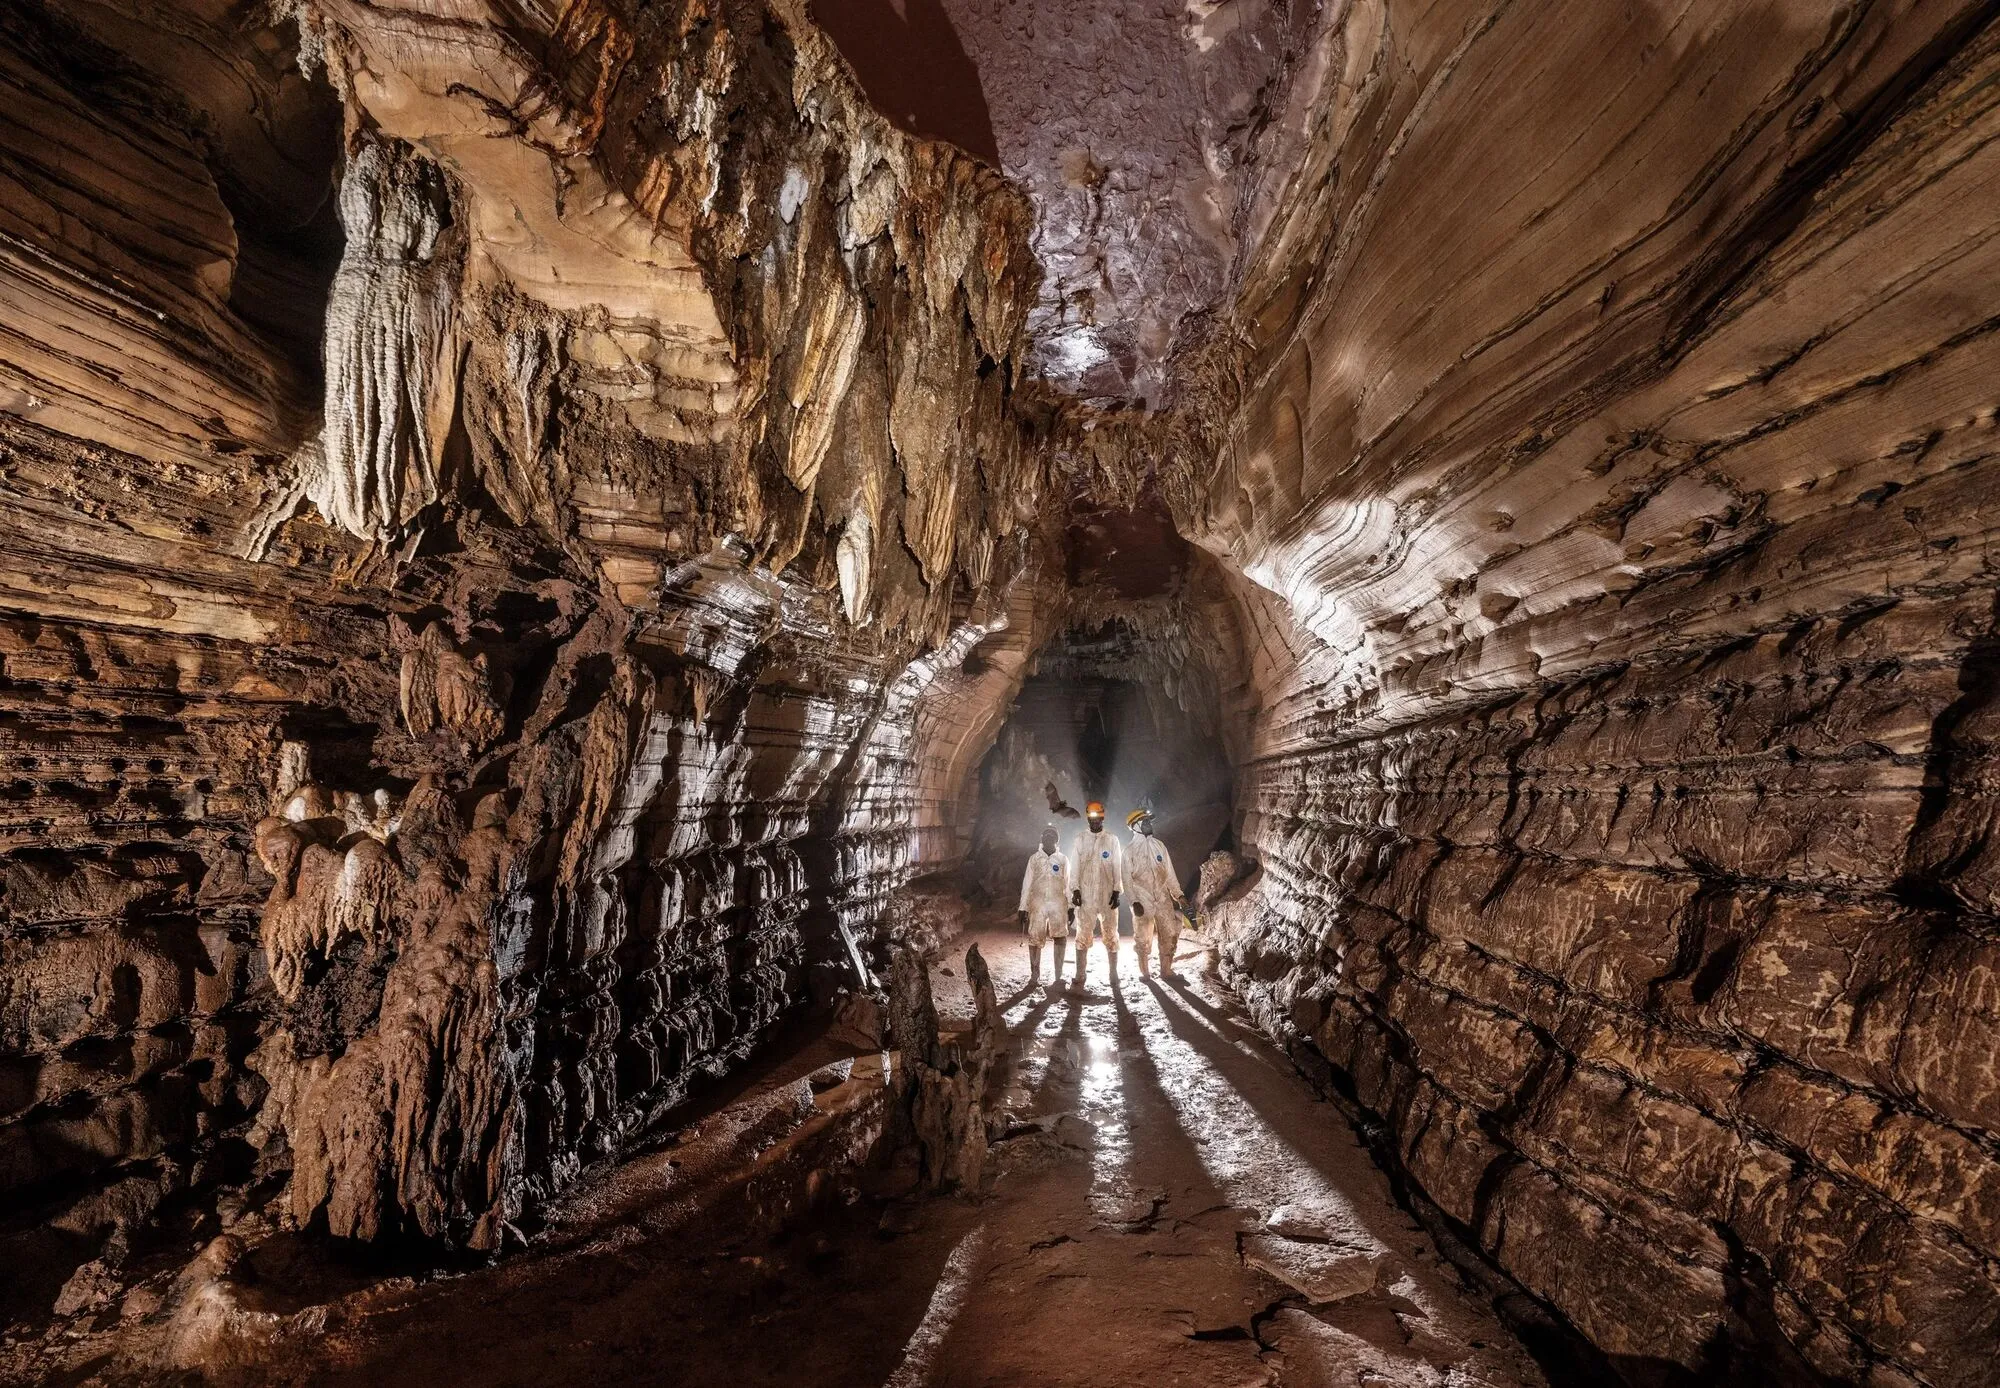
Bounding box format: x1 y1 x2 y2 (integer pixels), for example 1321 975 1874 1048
961 486 1238 922
963 650 1236 909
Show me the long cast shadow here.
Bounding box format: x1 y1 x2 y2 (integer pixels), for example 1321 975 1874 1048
1100 976 1244 1220
929 976 1262 1388
1142 977 1425 1242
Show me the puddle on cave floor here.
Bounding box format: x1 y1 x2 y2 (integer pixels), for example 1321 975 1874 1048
20 909 1548 1388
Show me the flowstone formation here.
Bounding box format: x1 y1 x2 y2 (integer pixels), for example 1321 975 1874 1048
7 0 2000 1384
0 0 1061 1273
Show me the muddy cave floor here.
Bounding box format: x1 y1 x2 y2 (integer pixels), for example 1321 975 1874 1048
16 913 1556 1388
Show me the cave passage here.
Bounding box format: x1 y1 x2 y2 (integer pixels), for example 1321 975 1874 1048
8 0 2000 1384
963 654 1236 908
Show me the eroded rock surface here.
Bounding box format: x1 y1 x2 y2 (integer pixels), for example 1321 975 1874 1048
0 0 1063 1284
5 0 2000 1382
1188 7 2000 1385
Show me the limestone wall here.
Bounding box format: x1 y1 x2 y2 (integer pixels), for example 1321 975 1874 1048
1203 7 2000 1381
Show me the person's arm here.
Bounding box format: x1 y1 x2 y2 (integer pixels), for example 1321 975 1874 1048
1018 856 1036 915
1108 837 1124 907
1159 843 1184 903
1068 837 1083 906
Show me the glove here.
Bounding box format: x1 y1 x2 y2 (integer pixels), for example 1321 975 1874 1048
1017 910 1028 931
1132 901 1146 917
1071 890 1082 907
1109 891 1120 908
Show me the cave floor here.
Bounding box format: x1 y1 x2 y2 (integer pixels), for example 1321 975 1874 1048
17 914 1545 1388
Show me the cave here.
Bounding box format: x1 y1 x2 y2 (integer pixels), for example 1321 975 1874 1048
3 0 2000 1384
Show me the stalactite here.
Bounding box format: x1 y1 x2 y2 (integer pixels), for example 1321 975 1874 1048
14 2 2000 1382
306 135 461 542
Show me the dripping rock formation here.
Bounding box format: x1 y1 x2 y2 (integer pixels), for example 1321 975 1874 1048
3 0 2000 1385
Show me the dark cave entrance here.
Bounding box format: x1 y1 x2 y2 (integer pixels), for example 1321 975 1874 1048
963 487 1238 917
963 656 1235 912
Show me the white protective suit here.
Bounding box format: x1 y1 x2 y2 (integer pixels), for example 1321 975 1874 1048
1125 831 1185 972
1070 825 1125 949
1017 846 1072 946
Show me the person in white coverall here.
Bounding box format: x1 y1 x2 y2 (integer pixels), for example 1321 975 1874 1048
1124 808 1187 977
1017 825 1074 987
1069 801 1124 987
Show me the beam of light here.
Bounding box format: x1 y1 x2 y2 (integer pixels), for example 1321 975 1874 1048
1140 981 1486 1326
1080 1028 1138 1223
881 1225 988 1388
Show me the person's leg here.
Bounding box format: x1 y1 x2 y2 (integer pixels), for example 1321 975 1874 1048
1159 916 1181 976
1050 936 1067 986
1102 913 1119 978
1132 908 1155 975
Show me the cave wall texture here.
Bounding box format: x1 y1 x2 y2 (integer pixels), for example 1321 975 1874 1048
1190 3 2000 1385
0 0 1065 1263
7 0 2000 1383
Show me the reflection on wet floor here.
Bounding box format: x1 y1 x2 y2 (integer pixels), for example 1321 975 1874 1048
883 1225 990 1388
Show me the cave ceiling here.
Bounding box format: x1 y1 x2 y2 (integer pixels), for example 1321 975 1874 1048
811 0 1320 404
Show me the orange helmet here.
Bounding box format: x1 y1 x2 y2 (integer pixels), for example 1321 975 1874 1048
1085 800 1104 816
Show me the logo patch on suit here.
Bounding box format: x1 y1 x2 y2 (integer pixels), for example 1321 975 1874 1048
1051 863 1061 872
1101 851 1110 859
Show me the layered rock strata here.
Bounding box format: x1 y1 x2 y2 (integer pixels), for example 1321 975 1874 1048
9 0 2000 1383
1198 5 2000 1384
0 0 1062 1268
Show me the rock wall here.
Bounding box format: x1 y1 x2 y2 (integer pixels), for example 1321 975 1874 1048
1198 4 2000 1383
0 0 1063 1273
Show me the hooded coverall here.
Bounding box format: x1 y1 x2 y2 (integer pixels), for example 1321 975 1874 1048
1018 846 1072 946
1070 825 1125 953
1125 833 1186 972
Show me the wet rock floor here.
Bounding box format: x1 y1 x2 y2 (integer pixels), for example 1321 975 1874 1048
11 912 1546 1387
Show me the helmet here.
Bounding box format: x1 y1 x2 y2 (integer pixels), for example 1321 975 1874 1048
1085 800 1104 816
1125 808 1152 828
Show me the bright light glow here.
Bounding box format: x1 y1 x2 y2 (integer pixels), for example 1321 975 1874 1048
1045 326 1110 377
883 1225 988 1388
